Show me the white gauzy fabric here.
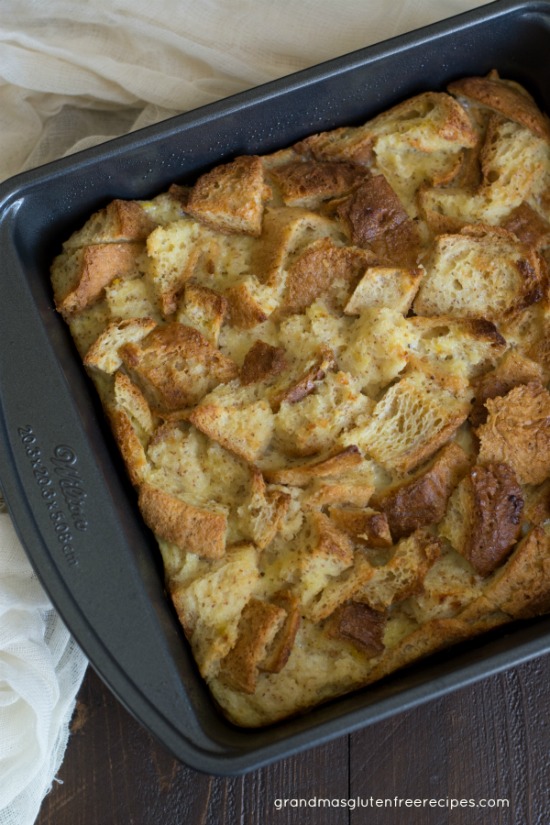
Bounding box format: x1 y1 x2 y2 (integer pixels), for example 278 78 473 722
0 494 88 825
0 1 493 823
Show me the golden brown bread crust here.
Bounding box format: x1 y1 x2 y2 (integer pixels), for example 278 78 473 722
336 174 422 267
476 382 550 485
51 70 550 728
448 74 550 142
54 242 143 317
120 321 239 411
138 483 227 560
372 442 470 540
186 155 271 236
269 159 367 207
240 341 288 385
458 463 524 576
325 601 386 655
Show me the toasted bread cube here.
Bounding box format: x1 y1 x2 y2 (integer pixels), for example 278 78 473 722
270 159 367 208
225 276 283 329
413 226 546 321
304 551 375 622
502 201 550 250
104 275 158 321
328 507 392 548
409 549 485 623
296 91 477 163
146 421 250 510
476 381 550 485
120 321 238 412
259 589 301 674
112 370 154 437
344 265 422 315
339 307 413 397
297 511 355 607
176 283 228 346
171 544 259 677
189 381 274 464
469 349 544 428
236 471 291 549
109 372 154 486
448 73 550 142
440 462 524 576
274 371 372 457
325 601 386 657
251 206 347 286
357 529 441 612
240 341 288 385
335 174 422 268
282 237 375 314
372 441 470 540
52 242 143 317
146 218 212 316
138 482 227 561
407 316 506 393
218 598 287 693
481 526 550 618
61 198 157 249
186 155 271 236
109 408 150 487
341 372 470 476
264 446 364 487
83 317 157 374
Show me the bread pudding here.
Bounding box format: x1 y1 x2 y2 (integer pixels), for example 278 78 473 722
50 71 550 726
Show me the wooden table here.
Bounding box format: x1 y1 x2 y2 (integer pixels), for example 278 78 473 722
36 655 549 825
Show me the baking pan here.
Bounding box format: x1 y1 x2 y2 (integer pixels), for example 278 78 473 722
1 0 550 775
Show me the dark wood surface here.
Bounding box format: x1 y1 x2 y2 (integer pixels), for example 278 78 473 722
36 655 550 825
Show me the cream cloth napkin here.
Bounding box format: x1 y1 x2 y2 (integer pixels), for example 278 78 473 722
0 1 493 823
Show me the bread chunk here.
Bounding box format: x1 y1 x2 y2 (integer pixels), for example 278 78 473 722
469 350 544 428
335 173 422 267
325 601 386 656
176 283 228 346
448 74 550 142
282 237 375 314
84 317 157 374
502 202 550 250
328 507 392 548
120 321 238 412
218 598 287 693
372 442 470 540
186 155 271 236
189 381 274 463
414 226 546 321
171 544 259 677
61 198 158 249
356 530 441 613
481 526 550 618
407 316 506 392
297 511 355 607
138 483 227 560
341 372 470 476
440 462 524 576
296 91 477 163
264 446 364 487
240 340 288 385
145 218 213 316
269 159 367 208
52 242 143 317
476 382 550 485
344 265 422 315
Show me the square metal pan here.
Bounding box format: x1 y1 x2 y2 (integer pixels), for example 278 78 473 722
1 0 550 775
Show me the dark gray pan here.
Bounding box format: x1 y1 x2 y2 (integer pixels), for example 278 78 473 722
1 0 549 775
